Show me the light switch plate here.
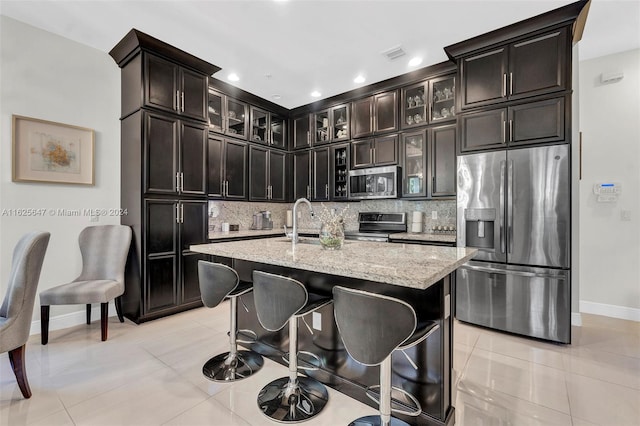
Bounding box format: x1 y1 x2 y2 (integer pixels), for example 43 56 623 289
312 312 322 331
431 211 438 220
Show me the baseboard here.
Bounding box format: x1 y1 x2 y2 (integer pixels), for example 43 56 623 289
571 312 582 326
580 300 640 322
29 302 117 336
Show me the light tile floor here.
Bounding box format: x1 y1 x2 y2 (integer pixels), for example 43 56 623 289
1 305 639 426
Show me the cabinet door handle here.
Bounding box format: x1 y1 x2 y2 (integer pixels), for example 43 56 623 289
307 185 311 199
325 183 329 198
176 90 180 111
307 131 310 144
509 72 513 96
502 121 506 144
502 74 507 97
176 172 181 192
370 147 374 164
225 181 229 197
180 203 184 224
175 204 180 224
432 176 436 193
181 91 184 112
180 172 184 192
509 119 513 142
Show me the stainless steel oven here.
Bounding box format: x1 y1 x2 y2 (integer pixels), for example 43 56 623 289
344 212 406 242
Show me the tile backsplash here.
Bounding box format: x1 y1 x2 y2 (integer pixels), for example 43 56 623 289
208 199 456 235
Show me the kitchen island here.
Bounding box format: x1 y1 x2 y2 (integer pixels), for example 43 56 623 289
191 238 476 426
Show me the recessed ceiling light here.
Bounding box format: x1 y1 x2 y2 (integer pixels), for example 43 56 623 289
272 94 282 100
408 57 423 67
228 73 240 82
354 75 366 84
311 91 321 98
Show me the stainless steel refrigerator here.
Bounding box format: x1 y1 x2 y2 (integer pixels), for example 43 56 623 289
456 144 571 343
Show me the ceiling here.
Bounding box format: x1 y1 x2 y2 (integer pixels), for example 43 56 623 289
1 0 638 109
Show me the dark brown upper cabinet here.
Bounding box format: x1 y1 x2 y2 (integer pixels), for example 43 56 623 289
145 54 208 121
351 90 398 138
208 89 249 140
312 147 330 201
249 107 286 150
401 82 428 130
207 135 248 200
331 144 349 200
460 28 567 110
430 124 456 197
144 111 207 196
352 134 398 169
293 115 312 150
429 75 456 123
401 130 428 198
460 96 565 152
293 150 311 200
249 146 286 202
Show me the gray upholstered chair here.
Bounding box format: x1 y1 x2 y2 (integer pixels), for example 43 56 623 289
0 231 50 399
253 270 331 423
332 286 439 426
39 225 131 344
198 260 263 381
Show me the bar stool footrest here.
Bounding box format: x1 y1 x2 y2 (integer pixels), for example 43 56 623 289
348 415 412 426
281 350 323 371
365 384 422 416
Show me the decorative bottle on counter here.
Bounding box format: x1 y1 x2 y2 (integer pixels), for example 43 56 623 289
319 222 345 250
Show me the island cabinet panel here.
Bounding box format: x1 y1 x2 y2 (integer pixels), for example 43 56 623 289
459 27 568 111
293 150 311 200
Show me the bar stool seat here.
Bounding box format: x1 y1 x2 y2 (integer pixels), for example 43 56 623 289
253 270 330 423
198 261 263 382
333 286 439 426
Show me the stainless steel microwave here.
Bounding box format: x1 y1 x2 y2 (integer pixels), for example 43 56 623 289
348 165 400 200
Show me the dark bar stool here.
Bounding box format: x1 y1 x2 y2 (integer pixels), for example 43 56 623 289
252 270 331 422
198 261 264 381
332 286 439 426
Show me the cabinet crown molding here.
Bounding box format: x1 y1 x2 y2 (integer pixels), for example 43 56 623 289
109 28 221 76
443 0 590 61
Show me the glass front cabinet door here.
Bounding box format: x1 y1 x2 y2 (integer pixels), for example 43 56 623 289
331 104 350 142
430 75 456 123
226 98 248 139
401 81 428 130
250 107 268 144
402 130 427 197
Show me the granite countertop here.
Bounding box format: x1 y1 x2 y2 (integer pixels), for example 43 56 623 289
389 232 457 243
208 228 319 240
191 237 476 290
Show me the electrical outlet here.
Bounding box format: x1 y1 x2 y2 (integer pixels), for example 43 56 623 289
431 211 438 220
312 312 322 331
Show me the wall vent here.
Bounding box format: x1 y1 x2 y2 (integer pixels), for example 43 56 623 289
381 45 406 61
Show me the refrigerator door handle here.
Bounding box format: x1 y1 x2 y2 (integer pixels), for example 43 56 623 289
507 159 514 254
462 264 565 280
499 160 506 253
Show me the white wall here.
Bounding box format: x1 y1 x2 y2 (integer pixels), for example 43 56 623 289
0 16 120 321
579 48 640 320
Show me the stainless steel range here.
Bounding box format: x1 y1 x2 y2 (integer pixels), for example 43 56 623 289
344 212 406 242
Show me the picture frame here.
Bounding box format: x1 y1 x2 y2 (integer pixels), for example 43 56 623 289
12 115 95 185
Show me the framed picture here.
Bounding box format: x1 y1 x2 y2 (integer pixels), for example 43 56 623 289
12 115 94 185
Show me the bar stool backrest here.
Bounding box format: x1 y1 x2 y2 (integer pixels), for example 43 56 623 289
333 286 416 366
252 271 308 332
198 261 239 308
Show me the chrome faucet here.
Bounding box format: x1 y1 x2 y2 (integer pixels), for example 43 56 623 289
291 198 314 244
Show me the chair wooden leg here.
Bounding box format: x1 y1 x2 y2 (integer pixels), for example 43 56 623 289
41 306 50 345
100 302 108 341
86 304 92 325
8 345 32 398
115 296 124 323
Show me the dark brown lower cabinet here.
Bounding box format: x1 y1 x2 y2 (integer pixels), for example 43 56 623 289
125 199 208 322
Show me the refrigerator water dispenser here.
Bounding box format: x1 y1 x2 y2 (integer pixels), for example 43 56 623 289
464 208 496 249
